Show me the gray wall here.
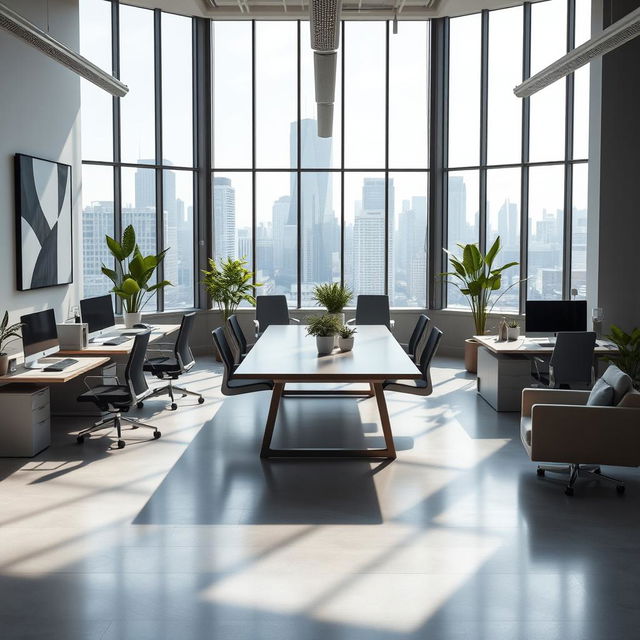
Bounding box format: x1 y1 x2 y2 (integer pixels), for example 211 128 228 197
592 0 640 334
0 0 81 354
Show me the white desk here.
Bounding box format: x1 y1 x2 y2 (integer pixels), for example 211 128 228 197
235 325 421 459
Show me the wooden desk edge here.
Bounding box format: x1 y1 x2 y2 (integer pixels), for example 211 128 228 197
0 357 111 384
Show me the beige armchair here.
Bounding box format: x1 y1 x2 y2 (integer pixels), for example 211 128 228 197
521 386 640 496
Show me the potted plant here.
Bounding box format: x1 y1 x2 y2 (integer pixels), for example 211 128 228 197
306 314 341 355
312 282 353 326
442 236 519 373
605 325 640 389
506 320 520 341
0 311 23 376
202 257 262 322
337 325 356 352
101 225 172 328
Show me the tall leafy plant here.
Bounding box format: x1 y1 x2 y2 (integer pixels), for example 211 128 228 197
442 237 519 335
0 311 23 355
606 325 640 388
312 283 353 314
101 225 171 313
202 257 261 321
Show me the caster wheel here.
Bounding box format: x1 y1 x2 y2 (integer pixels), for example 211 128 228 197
76 435 85 444
137 401 144 409
565 487 574 497
616 485 626 495
170 402 178 410
536 468 545 477
117 440 126 449
198 396 205 404
154 430 162 439
593 468 601 475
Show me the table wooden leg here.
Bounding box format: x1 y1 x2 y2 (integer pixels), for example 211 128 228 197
373 382 396 459
260 381 285 458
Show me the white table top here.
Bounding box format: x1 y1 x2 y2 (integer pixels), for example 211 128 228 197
474 334 619 355
235 325 422 382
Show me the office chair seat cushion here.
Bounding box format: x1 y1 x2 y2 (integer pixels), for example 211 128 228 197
77 385 132 408
586 378 615 407
227 378 274 389
383 378 427 389
144 357 181 376
601 365 633 405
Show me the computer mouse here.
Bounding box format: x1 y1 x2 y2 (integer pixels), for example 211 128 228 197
133 323 151 329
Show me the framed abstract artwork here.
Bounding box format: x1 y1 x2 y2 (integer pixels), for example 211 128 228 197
14 153 73 290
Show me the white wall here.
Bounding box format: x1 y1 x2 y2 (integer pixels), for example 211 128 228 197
0 0 81 355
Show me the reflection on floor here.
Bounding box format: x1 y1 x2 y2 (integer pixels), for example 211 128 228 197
0 356 639 639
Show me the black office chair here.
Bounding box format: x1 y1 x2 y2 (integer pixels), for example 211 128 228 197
76 331 160 449
400 314 430 362
212 327 274 396
227 314 253 364
143 312 204 410
347 295 395 330
253 295 299 337
384 326 443 396
532 331 596 389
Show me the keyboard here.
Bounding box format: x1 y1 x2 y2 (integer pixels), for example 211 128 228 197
102 336 130 346
43 358 78 372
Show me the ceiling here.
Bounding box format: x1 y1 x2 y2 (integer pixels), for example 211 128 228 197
121 0 545 20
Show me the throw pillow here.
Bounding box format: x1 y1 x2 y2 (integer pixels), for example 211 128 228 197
601 365 633 404
587 377 615 407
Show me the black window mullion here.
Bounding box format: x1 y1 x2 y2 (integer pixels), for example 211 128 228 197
154 9 164 312
251 21 257 287
296 20 302 309
384 21 390 297
340 21 345 289
479 9 489 255
519 2 532 314
112 0 122 315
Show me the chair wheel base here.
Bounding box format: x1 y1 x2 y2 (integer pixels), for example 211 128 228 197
154 431 161 439
198 396 204 404
536 468 545 477
76 435 85 444
117 440 126 449
170 403 177 411
616 484 626 495
565 486 574 496
136 401 144 409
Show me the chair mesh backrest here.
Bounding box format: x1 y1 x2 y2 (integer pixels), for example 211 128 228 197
212 327 236 376
256 295 290 331
418 326 443 381
355 295 391 328
175 312 196 370
550 331 596 385
408 314 429 356
125 331 151 398
228 314 247 353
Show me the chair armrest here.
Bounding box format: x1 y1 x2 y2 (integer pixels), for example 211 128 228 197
346 318 356 326
83 374 119 399
253 319 260 337
289 317 300 324
390 319 395 330
521 388 589 417
530 405 640 466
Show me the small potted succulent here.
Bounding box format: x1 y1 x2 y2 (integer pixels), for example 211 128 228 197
337 325 356 352
0 311 23 376
306 314 341 355
312 282 353 326
506 319 521 341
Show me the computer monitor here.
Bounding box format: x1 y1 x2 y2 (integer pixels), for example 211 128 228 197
21 309 60 368
80 295 115 339
525 300 588 334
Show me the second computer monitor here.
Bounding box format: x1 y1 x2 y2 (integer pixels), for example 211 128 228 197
21 308 60 368
80 295 115 338
525 300 587 334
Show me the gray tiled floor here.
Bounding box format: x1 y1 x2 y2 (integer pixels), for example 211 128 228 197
0 357 639 639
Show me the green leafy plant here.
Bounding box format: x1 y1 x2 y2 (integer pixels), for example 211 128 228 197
441 236 519 335
338 325 357 339
312 283 353 314
0 311 23 355
101 225 171 313
506 319 520 329
605 325 640 388
305 314 342 338
202 257 262 321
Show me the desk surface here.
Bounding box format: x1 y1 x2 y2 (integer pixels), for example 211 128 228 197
0 356 110 384
58 324 180 356
235 325 421 382
474 334 619 355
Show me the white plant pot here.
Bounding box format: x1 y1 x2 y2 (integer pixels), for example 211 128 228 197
338 337 354 352
507 326 520 341
0 353 8 377
123 311 142 329
315 336 335 355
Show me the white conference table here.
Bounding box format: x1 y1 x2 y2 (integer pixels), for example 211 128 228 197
234 324 421 459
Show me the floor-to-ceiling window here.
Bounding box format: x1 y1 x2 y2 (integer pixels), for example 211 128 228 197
445 0 589 311
79 0 195 311
211 20 430 308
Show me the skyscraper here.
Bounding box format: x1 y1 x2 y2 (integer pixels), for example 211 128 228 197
213 177 237 262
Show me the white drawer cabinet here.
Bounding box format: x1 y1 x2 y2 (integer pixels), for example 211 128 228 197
0 385 51 457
